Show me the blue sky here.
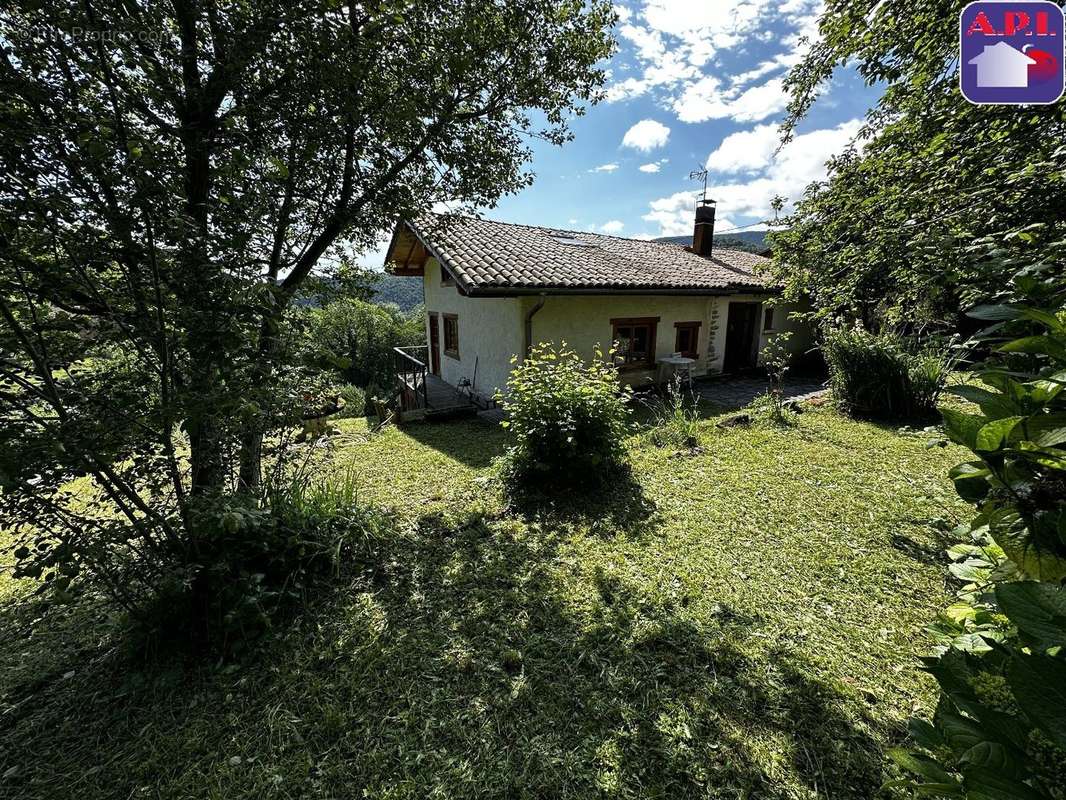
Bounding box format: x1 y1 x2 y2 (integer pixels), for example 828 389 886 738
369 0 882 264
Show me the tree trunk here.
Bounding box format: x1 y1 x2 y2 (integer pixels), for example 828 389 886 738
238 425 263 492
189 414 226 495
237 311 285 494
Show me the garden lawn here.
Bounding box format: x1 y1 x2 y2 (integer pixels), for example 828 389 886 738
0 407 970 799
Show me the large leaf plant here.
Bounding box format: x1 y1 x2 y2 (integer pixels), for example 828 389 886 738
890 270 1066 798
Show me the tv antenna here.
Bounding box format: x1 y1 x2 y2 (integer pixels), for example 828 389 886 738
688 166 709 203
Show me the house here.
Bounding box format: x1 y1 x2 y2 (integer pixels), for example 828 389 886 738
968 41 1036 88
384 200 813 414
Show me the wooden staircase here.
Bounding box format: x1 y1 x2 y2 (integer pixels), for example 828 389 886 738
394 346 478 421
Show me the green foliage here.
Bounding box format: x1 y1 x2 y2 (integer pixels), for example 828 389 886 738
894 276 1066 799
304 298 423 394
0 0 613 626
644 376 703 449
757 331 795 426
373 275 425 313
142 467 391 651
500 343 631 493
747 391 797 428
823 327 952 421
772 2 1066 330
334 384 368 419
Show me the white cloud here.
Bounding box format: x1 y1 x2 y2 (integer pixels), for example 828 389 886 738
622 119 671 151
619 23 665 62
705 123 780 173
639 158 669 173
674 77 789 124
779 0 822 14
642 117 862 236
605 48 699 102
603 0 826 125
643 194 741 237
604 0 785 103
589 162 620 173
601 220 625 234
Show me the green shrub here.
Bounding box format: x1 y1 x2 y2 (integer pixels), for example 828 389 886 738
891 274 1066 799
747 391 797 427
84 468 392 652
822 327 951 420
759 331 795 426
334 384 367 419
500 343 631 493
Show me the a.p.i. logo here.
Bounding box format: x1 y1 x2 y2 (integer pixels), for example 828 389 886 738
961 1 1065 104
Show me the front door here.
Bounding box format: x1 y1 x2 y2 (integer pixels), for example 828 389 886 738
428 313 441 376
723 302 759 373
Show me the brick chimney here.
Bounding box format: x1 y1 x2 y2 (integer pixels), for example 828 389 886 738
692 198 716 257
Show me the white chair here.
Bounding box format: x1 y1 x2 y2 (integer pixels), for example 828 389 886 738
676 360 693 390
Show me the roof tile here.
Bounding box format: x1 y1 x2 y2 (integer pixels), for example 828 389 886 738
402 214 774 295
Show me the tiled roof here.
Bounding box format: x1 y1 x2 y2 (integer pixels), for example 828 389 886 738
393 213 775 295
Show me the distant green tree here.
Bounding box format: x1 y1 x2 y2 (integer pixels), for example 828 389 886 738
0 0 614 619
305 298 423 396
768 0 1065 330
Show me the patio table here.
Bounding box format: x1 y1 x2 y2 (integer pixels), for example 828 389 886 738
656 355 696 387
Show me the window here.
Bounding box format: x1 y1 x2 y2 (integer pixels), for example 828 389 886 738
442 314 459 359
550 235 595 247
674 321 701 359
440 267 455 287
763 307 775 331
610 317 659 368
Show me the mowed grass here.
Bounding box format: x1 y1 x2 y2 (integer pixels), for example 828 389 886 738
0 407 970 799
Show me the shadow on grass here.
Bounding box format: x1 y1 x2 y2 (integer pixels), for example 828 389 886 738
0 510 894 799
400 417 511 469
890 517 958 567
503 468 659 539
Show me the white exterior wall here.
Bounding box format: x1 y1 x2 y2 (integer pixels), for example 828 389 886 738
422 259 814 395
705 296 813 371
525 293 773 387
756 299 816 364
422 258 524 399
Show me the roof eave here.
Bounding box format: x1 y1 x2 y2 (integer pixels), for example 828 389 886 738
463 284 780 298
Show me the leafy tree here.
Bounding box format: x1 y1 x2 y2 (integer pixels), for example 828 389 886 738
775 7 1066 795
770 0 1065 330
0 0 614 618
304 297 424 398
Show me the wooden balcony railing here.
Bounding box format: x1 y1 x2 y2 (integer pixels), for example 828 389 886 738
394 345 429 412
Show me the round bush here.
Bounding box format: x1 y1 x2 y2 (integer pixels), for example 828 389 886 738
500 343 631 492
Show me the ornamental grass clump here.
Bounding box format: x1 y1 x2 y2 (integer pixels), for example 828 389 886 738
822 326 952 421
644 375 703 449
499 343 631 493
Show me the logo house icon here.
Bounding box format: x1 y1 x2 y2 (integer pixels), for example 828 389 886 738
969 40 1037 87
960 1 1065 105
